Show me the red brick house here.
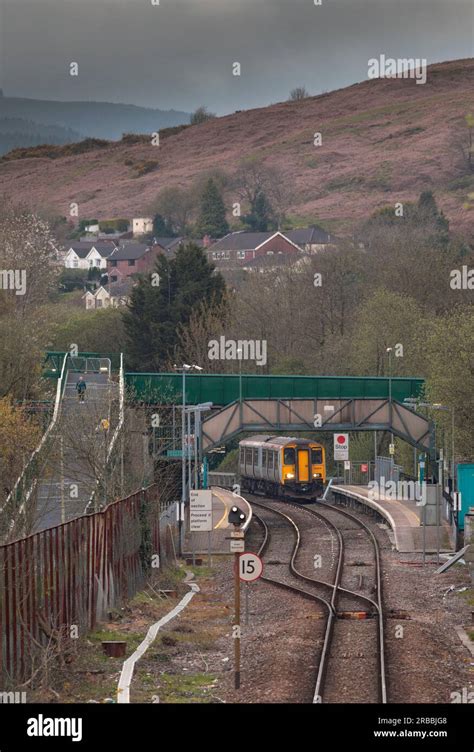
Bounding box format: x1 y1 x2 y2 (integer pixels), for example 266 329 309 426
106 242 162 280
207 231 301 267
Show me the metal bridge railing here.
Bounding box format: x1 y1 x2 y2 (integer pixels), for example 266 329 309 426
0 353 70 541
85 353 124 514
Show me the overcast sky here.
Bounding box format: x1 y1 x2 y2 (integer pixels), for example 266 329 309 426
0 0 472 113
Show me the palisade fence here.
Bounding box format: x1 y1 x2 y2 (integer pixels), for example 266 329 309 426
0 484 163 686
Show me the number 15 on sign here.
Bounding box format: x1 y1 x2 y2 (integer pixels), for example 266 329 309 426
238 553 263 581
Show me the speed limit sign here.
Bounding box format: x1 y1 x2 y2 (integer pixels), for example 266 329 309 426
238 553 263 582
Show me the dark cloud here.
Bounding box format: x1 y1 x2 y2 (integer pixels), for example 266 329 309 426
0 0 472 112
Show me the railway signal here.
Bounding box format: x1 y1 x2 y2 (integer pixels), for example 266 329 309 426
227 505 247 690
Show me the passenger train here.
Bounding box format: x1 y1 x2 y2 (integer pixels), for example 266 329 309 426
239 436 326 500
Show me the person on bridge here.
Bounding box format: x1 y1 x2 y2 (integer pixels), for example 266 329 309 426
76 376 87 402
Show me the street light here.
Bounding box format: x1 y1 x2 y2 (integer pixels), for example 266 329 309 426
386 347 393 479
173 363 203 557
237 348 243 425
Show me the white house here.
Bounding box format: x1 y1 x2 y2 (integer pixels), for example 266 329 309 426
64 242 116 270
83 280 133 310
132 217 153 237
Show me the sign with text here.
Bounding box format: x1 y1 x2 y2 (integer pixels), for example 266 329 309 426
189 490 213 532
334 433 349 461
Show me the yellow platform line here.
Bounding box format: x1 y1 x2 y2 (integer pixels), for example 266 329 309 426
213 490 229 529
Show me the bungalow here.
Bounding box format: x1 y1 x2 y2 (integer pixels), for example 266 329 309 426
64 242 116 270
106 242 161 279
207 231 301 267
284 226 334 253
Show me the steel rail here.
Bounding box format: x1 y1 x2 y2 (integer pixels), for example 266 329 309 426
252 496 387 704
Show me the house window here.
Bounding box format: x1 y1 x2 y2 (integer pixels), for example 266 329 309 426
73 260 78 268
110 276 118 283
237 251 245 259
266 250 274 255
96 299 102 308
128 259 136 266
110 260 117 267
212 252 217 259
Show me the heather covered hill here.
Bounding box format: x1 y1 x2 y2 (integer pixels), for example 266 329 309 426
0 59 473 235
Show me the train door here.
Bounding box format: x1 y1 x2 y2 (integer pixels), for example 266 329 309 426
297 448 310 482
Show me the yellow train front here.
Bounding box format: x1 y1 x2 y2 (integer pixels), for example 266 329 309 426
239 436 326 500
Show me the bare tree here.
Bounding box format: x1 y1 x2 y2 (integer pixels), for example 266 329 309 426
289 87 309 101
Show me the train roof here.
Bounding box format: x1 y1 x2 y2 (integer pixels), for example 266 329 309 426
239 436 322 449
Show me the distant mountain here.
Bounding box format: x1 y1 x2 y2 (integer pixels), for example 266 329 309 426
0 94 190 142
0 117 84 156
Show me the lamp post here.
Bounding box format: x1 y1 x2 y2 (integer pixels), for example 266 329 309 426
237 348 243 426
173 363 203 557
386 347 393 481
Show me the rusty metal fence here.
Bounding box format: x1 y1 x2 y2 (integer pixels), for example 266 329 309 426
0 484 161 686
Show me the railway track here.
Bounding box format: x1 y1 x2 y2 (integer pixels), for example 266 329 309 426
249 495 387 704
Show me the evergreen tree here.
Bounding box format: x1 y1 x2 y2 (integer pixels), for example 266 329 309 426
153 213 175 237
123 243 225 370
243 189 274 232
196 178 229 238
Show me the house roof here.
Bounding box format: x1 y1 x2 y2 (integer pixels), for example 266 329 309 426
108 243 150 261
208 232 274 252
154 237 183 250
108 279 134 297
285 226 331 245
68 242 116 258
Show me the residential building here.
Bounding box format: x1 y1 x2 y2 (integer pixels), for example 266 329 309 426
106 242 160 280
207 231 301 267
132 217 154 236
284 226 334 253
64 241 116 270
83 279 133 310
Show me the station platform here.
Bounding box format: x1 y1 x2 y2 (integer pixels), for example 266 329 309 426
331 485 454 554
184 487 252 556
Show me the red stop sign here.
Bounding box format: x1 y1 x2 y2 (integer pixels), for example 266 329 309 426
337 435 346 444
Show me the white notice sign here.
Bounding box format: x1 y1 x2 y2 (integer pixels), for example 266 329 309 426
189 490 213 532
334 433 349 461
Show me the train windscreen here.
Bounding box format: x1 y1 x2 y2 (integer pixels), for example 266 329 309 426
311 448 323 464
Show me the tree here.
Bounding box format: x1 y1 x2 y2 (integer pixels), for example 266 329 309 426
289 87 309 101
152 213 175 237
196 178 229 238
0 397 41 511
234 156 289 230
349 288 424 376
123 243 226 371
190 106 217 125
0 202 61 399
243 189 274 232
150 186 195 236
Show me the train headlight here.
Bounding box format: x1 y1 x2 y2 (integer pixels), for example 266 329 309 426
285 472 295 479
313 473 321 478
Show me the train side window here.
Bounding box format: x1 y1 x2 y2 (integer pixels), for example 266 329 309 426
245 448 252 465
311 448 323 464
284 447 295 465
240 447 244 464
268 451 274 470
262 450 267 468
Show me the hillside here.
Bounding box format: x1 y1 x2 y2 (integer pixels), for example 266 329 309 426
0 59 473 235
0 117 84 156
0 93 190 141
